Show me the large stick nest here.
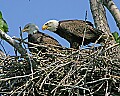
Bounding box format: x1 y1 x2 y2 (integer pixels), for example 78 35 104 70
0 42 120 96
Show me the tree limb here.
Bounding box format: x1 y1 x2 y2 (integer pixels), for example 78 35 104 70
89 0 115 44
0 29 27 56
102 0 120 30
89 0 111 35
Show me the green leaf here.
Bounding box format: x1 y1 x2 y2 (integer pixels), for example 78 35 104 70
0 11 8 33
112 32 120 45
112 32 119 41
117 37 120 43
0 18 8 32
3 19 8 32
0 11 2 19
0 19 4 31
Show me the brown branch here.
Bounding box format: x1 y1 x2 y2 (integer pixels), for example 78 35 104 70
0 29 27 56
89 0 115 44
89 0 110 33
102 0 120 30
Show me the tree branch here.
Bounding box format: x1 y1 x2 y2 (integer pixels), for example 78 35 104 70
89 0 115 44
102 0 120 30
89 0 111 35
0 29 27 56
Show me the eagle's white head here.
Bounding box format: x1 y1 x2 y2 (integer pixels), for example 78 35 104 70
22 23 39 34
42 20 59 32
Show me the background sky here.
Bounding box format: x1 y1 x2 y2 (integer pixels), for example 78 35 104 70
0 0 120 55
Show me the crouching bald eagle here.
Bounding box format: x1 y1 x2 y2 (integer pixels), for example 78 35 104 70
42 20 104 49
22 23 61 53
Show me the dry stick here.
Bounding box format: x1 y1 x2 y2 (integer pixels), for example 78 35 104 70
27 54 34 80
61 85 90 92
86 78 110 85
30 82 36 96
79 14 88 92
86 43 119 65
43 44 97 75
89 81 103 95
39 61 73 90
0 55 9 65
0 29 27 55
0 40 7 55
17 80 32 96
19 27 27 50
80 18 90 94
10 82 26 96
81 47 102 62
91 34 103 49
11 73 40 95
0 70 40 81
35 52 80 87
90 82 105 95
51 65 76 95
66 61 96 95
73 50 107 86
0 73 32 81
19 27 34 85
110 75 120 79
99 43 119 55
105 80 109 96
25 82 34 96
0 92 11 94
81 11 88 48
78 11 88 61
74 63 91 86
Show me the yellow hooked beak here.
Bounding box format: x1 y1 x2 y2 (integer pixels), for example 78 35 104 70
42 25 48 30
21 28 29 32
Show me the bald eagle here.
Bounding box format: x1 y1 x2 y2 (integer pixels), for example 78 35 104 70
42 20 104 49
22 23 61 53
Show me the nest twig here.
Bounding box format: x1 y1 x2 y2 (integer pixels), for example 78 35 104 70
0 39 120 96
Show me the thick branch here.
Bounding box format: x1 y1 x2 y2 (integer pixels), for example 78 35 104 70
102 0 120 30
89 0 111 36
0 29 27 55
89 0 116 45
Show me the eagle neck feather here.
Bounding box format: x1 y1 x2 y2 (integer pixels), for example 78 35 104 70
28 30 38 35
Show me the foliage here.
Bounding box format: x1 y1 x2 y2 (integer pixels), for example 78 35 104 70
0 11 8 33
112 32 120 45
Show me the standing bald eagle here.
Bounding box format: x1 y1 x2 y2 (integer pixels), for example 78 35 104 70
42 20 104 49
22 23 61 53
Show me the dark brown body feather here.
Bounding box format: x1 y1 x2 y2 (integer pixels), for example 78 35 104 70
28 31 61 52
54 20 103 49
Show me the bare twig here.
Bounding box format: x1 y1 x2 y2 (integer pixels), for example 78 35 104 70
81 11 88 48
0 37 120 95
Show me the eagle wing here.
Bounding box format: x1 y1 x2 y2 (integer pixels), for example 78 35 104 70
40 33 61 46
29 31 61 46
59 20 102 40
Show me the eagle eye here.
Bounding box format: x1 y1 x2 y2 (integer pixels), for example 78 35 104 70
25 26 29 29
45 23 48 25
